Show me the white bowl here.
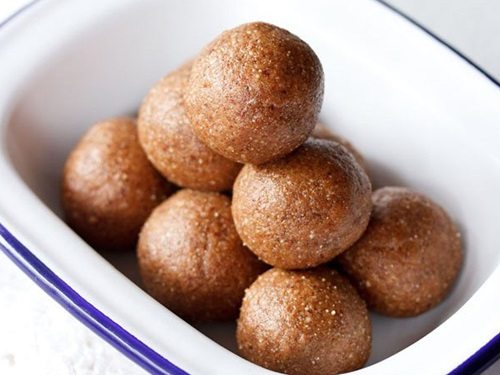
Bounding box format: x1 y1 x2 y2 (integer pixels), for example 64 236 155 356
1 0 499 374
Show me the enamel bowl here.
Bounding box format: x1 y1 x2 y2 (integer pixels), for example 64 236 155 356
0 0 499 374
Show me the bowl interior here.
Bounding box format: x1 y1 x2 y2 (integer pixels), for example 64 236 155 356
3 0 500 368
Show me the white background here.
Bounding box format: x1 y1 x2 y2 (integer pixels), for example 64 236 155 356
388 0 500 81
0 0 499 374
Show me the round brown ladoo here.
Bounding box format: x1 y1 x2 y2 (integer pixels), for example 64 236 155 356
232 138 372 269
185 22 324 164
337 186 463 317
137 189 266 321
237 268 371 375
312 122 367 171
138 63 241 191
61 117 174 251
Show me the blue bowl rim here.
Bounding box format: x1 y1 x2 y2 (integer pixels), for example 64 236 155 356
0 0 499 374
0 222 188 375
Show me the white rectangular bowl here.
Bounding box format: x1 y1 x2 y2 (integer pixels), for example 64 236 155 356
0 0 499 374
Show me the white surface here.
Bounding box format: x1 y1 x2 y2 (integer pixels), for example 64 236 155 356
0 254 144 375
387 0 500 81
0 0 499 374
0 0 32 22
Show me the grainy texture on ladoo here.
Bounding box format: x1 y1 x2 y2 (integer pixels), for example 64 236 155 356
337 187 463 317
185 22 324 164
61 118 174 251
232 138 372 269
237 268 371 375
138 63 241 191
312 122 367 172
137 190 266 321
